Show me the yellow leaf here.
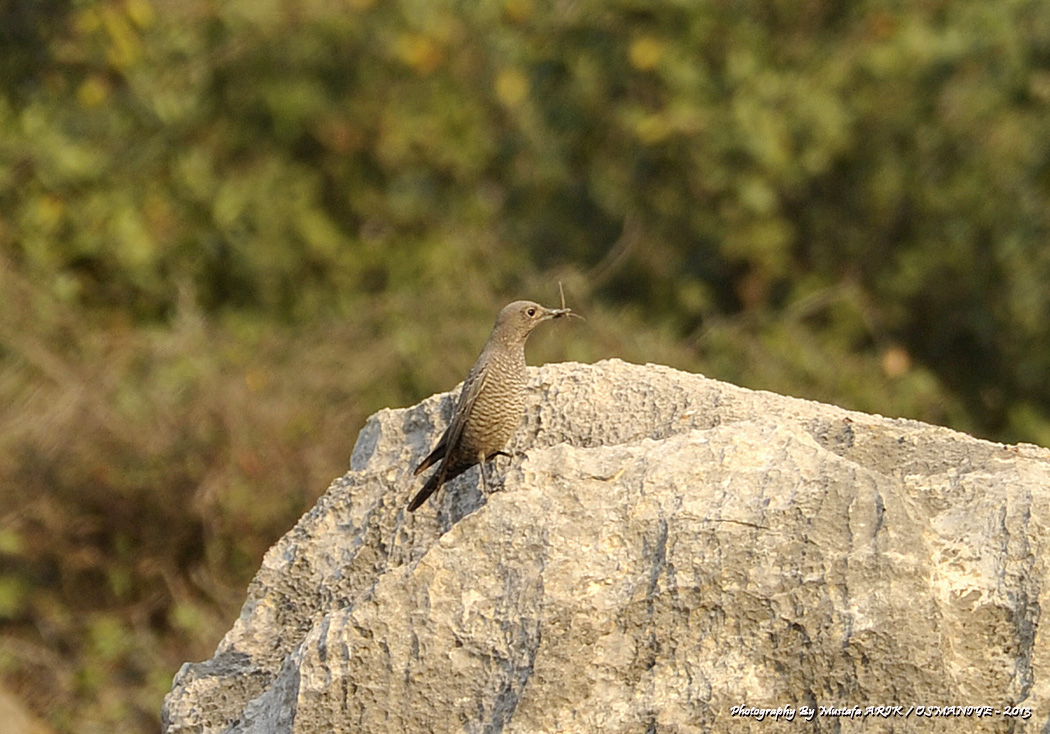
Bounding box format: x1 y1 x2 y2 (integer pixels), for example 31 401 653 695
635 113 670 144
504 0 534 23
496 68 529 108
126 0 156 29
629 36 664 71
394 33 443 75
78 76 110 107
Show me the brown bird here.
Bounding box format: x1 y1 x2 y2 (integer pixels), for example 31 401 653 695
408 300 574 511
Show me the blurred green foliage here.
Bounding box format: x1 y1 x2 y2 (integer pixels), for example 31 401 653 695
2 0 1050 731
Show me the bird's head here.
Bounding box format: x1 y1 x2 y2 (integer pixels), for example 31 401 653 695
493 300 576 344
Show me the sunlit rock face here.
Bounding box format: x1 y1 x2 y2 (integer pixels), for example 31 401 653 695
163 359 1050 734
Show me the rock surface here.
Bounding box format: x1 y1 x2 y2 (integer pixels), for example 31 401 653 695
162 359 1050 733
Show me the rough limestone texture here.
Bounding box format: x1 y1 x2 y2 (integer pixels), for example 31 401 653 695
162 359 1050 734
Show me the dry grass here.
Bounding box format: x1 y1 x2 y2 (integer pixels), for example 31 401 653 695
0 263 408 732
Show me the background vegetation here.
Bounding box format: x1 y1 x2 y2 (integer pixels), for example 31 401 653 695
2 0 1049 730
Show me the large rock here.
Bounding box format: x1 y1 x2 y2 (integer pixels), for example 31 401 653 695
162 359 1050 733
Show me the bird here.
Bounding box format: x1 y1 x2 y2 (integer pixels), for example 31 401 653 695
408 299 575 511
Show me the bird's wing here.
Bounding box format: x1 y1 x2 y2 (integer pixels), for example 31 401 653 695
441 358 490 461
413 356 489 476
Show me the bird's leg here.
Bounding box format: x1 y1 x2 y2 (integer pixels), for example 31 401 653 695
491 450 516 491
477 450 489 494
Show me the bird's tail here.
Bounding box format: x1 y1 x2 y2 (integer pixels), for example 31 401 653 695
414 438 446 477
407 472 442 512
407 460 476 512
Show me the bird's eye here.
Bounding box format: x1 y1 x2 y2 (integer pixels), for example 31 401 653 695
527 308 536 316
